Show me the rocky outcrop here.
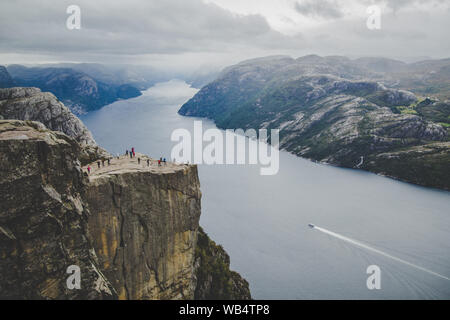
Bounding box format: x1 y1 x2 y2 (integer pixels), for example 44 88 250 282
194 227 251 300
0 87 109 165
0 120 251 299
0 120 116 299
0 87 96 146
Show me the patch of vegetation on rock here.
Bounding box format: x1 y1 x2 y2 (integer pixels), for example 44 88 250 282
194 227 251 300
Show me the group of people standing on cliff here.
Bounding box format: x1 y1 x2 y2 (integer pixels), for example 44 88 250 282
124 147 167 166
86 158 111 174
158 157 167 166
86 147 170 175
125 147 136 159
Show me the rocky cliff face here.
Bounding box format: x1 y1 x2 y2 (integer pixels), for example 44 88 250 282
0 120 250 299
0 87 109 165
85 163 202 299
194 227 251 300
0 120 115 299
0 87 96 146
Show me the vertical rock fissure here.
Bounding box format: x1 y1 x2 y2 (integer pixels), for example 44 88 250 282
118 187 129 300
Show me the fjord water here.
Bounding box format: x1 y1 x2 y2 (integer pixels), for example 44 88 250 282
81 80 450 299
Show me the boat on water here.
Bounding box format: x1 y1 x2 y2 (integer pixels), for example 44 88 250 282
308 223 315 228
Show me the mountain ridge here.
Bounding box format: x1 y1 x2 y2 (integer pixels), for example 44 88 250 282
5 65 142 114
179 55 450 190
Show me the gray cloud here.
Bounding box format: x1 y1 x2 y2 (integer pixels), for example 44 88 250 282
0 0 448 70
359 0 450 13
387 0 450 11
294 0 344 19
0 0 296 57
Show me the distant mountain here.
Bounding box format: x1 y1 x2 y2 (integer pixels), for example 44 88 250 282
5 63 219 113
6 65 142 114
180 55 382 121
179 55 450 190
353 57 407 73
0 66 14 88
386 58 450 100
41 63 160 89
186 71 220 89
38 62 220 90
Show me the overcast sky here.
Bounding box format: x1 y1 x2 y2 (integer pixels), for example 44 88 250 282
0 0 449 71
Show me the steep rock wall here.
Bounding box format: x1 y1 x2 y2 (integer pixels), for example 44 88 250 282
0 120 115 299
85 166 202 299
194 227 251 300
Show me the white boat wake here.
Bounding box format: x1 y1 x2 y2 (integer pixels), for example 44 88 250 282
310 224 450 281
